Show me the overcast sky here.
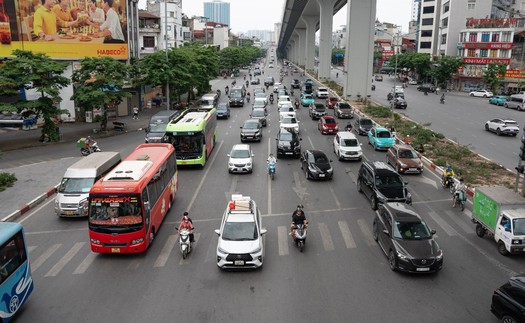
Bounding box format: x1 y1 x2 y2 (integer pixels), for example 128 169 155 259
140 0 413 34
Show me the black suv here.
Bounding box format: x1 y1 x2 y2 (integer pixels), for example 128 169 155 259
334 102 354 119
309 103 327 120
275 128 301 158
491 275 525 323
240 119 263 142
229 88 245 107
416 83 435 93
357 161 412 210
354 116 374 135
264 76 275 87
291 79 301 89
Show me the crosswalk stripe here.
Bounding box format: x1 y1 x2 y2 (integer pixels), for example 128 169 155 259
357 219 375 246
428 211 458 236
179 233 200 265
154 234 179 268
338 221 357 249
31 244 61 272
27 246 37 254
45 242 85 277
73 252 97 275
318 223 334 251
277 226 289 256
444 210 473 234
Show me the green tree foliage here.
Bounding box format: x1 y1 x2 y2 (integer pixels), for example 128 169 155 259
483 62 507 93
389 53 432 79
430 56 463 89
218 46 263 72
0 50 70 141
71 57 131 131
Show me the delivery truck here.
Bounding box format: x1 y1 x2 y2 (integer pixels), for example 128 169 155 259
472 186 525 255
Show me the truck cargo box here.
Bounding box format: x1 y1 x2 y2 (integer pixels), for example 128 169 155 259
472 186 525 232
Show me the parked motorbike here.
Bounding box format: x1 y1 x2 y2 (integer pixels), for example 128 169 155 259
80 142 101 156
292 224 307 252
179 228 193 259
267 161 276 180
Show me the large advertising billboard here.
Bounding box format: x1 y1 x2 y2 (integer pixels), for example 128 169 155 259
0 0 128 60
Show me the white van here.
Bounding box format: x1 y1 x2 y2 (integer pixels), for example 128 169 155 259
504 94 525 110
200 93 219 110
54 152 121 217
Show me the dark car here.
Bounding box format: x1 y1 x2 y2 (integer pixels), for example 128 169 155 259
334 102 354 119
250 108 267 127
291 79 301 89
309 103 327 120
300 150 333 180
229 90 245 108
216 102 231 119
386 144 424 174
240 119 263 142
491 275 525 323
357 161 412 210
354 117 374 135
250 78 261 85
302 83 313 94
276 128 302 158
391 97 407 109
374 75 383 81
417 83 435 93
264 76 275 87
326 97 338 109
373 202 443 273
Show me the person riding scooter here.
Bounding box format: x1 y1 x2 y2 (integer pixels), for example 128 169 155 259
442 164 455 189
294 98 300 109
178 214 194 242
440 93 445 104
452 178 467 208
225 85 229 95
291 205 308 237
269 93 274 104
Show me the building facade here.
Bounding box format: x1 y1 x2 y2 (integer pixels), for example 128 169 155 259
204 0 231 27
146 0 184 49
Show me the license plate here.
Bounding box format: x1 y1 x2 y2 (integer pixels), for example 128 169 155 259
237 168 243 172
409 168 417 171
111 248 121 253
65 211 75 215
234 260 244 266
285 152 293 155
319 174 325 177
385 144 390 148
181 161 187 165
416 267 430 272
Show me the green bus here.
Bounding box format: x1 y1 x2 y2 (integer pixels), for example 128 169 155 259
165 108 217 166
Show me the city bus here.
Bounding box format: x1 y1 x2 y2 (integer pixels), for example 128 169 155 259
88 143 178 254
165 108 217 166
0 222 33 322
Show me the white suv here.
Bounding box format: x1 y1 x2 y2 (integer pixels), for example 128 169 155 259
316 87 329 98
333 131 362 161
227 144 254 173
215 195 267 269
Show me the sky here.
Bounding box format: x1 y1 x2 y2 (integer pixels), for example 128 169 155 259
171 0 414 34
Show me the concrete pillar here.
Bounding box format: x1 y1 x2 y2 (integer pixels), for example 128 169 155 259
317 0 337 79
344 0 376 100
302 15 318 73
290 35 298 64
296 29 306 68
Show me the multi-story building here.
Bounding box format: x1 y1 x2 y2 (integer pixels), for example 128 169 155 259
146 0 184 49
204 0 231 27
333 26 347 49
138 11 161 57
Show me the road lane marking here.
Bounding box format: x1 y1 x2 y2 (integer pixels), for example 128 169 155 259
31 244 61 272
428 211 458 236
292 171 308 201
318 223 334 251
73 252 97 275
338 221 357 249
45 242 85 277
345 167 358 184
179 233 200 265
357 219 375 246
154 234 178 267
27 246 37 254
328 185 341 210
278 226 289 256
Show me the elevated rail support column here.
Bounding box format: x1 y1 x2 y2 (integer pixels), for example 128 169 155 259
290 34 298 64
302 15 318 74
296 29 306 69
344 0 376 100
317 0 337 80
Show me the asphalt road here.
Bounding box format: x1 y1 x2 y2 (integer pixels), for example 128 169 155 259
9 55 523 322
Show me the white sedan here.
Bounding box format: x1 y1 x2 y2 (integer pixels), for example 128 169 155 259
470 89 494 98
485 118 519 136
279 116 300 134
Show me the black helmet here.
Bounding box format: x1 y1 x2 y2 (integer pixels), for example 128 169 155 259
183 212 189 216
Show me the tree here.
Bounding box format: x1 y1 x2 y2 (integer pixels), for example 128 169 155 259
0 50 70 142
390 52 432 80
430 56 463 89
71 57 131 131
483 62 507 93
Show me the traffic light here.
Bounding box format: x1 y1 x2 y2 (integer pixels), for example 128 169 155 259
516 165 525 174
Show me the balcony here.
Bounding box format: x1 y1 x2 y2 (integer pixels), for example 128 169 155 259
139 24 161 33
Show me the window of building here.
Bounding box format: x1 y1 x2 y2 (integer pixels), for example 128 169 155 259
481 32 490 42
443 1 450 13
423 6 435 14
501 49 509 58
460 32 466 42
491 33 500 42
469 32 477 42
422 18 434 26
143 36 155 48
521 2 525 11
467 49 476 57
468 3 475 9
458 49 464 57
490 50 498 58
421 30 433 37
441 17 448 28
420 42 432 49
502 31 512 42
479 49 488 57
441 33 447 45
169 11 174 17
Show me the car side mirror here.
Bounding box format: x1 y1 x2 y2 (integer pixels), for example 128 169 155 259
404 181 408 185
329 159 333 163
299 138 303 141
382 229 390 237
359 143 363 146
251 154 254 157
214 229 220 236
261 228 267 235
240 127 243 129
227 154 230 157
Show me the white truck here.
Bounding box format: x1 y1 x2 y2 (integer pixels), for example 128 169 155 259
472 186 525 255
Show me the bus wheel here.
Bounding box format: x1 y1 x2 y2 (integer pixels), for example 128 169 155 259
149 229 156 246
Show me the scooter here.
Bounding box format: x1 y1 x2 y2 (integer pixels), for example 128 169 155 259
269 96 274 104
292 224 307 252
454 189 467 211
179 229 193 259
80 142 101 156
440 97 445 104
441 175 455 193
267 161 276 180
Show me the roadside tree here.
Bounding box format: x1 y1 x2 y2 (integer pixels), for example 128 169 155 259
430 56 463 89
483 62 507 94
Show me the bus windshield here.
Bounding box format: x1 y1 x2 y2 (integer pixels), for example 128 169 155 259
88 194 143 227
172 133 203 155
58 177 95 194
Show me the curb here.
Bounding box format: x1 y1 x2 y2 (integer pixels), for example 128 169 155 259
2 184 59 222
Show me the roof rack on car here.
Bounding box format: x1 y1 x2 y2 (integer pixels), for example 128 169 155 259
228 194 253 213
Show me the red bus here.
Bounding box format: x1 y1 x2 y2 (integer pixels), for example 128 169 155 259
88 143 178 253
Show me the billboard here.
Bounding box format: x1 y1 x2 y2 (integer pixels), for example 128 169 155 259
0 0 128 60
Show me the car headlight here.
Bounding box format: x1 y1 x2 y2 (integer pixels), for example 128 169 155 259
309 166 319 173
251 246 261 254
396 248 410 261
55 199 59 207
327 168 333 173
218 246 228 254
246 162 252 167
435 249 443 260
376 192 387 203
90 239 101 245
512 239 522 245
80 198 89 209
131 238 144 245
228 162 234 167
399 162 407 168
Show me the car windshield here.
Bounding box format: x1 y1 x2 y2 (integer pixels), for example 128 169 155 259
222 221 257 241
255 93 266 98
399 149 418 159
58 177 95 194
217 104 228 111
376 130 391 138
375 174 403 189
338 103 351 110
279 132 293 141
231 149 251 158
324 119 336 124
512 218 525 235
393 221 432 240
282 117 297 124
360 119 373 126
231 92 242 98
88 194 143 226
253 102 265 108
149 122 167 132
252 110 265 117
304 95 312 100
341 139 358 147
314 105 325 111
244 122 259 129
314 154 329 163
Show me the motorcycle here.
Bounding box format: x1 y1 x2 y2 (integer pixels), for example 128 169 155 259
441 175 455 193
179 228 193 259
269 96 274 104
440 97 445 104
294 100 300 109
453 188 467 211
267 161 276 180
292 224 307 252
80 141 101 156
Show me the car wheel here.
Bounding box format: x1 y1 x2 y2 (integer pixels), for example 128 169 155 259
469 93 474 96
485 124 489 131
496 128 501 136
483 95 487 98
372 220 378 241
504 103 509 109
501 315 518 323
498 240 510 256
305 168 310 180
357 179 363 193
370 195 378 210
388 250 398 271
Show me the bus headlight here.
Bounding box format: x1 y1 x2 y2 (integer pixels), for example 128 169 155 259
90 239 101 245
131 238 144 245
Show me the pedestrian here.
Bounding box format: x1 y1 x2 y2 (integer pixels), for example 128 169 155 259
133 106 139 120
336 72 339 78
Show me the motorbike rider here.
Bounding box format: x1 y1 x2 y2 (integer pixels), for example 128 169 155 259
267 153 277 164
178 213 194 242
225 85 229 95
269 93 274 103
442 164 455 188
424 89 429 95
403 135 412 145
345 122 353 132
290 89 294 97
291 205 308 236
85 136 96 148
440 93 445 104
246 92 251 102
294 98 300 108
452 178 467 208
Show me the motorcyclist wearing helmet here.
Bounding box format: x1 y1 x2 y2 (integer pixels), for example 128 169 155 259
291 205 308 235
178 212 194 242
453 178 467 208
